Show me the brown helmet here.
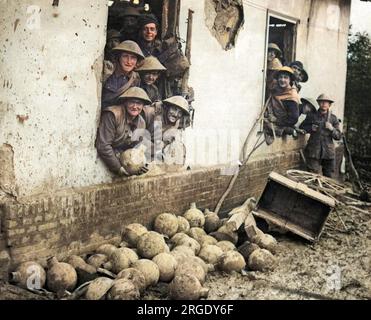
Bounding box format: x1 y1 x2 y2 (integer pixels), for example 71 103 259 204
301 97 319 112
112 40 145 60
119 6 141 18
274 66 295 81
163 96 190 115
136 56 166 72
317 94 334 104
118 87 152 105
268 43 282 57
107 29 121 41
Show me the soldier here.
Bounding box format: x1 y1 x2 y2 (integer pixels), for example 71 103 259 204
137 56 166 102
101 40 144 108
96 87 151 177
264 66 300 144
119 6 141 42
143 96 190 165
300 97 318 116
299 94 342 178
137 14 163 58
265 43 283 99
103 29 122 83
288 61 309 93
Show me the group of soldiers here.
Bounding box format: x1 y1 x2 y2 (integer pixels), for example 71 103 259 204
264 43 342 178
96 5 191 177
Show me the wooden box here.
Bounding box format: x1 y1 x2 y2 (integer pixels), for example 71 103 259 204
253 172 335 242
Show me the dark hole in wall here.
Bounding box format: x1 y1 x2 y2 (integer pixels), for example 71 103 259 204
205 0 244 51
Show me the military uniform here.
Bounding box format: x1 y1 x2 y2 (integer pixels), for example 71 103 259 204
299 109 342 178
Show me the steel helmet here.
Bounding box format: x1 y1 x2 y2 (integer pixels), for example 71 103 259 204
268 43 282 57
163 96 190 115
112 40 145 60
301 97 319 112
136 56 167 72
118 87 152 105
317 94 335 104
274 66 295 80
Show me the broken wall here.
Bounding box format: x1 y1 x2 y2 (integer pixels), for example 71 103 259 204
0 0 110 198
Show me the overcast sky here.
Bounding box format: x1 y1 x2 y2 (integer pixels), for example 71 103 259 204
350 1 371 34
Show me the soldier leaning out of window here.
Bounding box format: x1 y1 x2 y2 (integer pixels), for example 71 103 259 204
143 96 190 165
299 94 342 178
264 66 300 145
288 61 309 93
137 56 167 102
96 87 151 177
101 40 144 108
137 14 163 59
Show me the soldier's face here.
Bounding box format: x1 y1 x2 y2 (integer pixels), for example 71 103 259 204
126 99 144 118
291 65 303 82
142 23 157 42
107 38 121 51
267 50 277 62
122 16 138 33
319 101 331 112
278 73 291 88
119 52 138 73
143 71 160 85
166 106 183 124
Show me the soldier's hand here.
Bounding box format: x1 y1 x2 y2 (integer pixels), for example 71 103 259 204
137 164 149 175
118 166 130 177
325 122 334 131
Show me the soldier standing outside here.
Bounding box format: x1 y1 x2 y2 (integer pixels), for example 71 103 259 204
299 94 342 178
265 43 283 99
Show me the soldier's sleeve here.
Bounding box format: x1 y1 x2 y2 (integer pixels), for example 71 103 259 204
95 112 122 173
331 115 342 140
299 113 314 133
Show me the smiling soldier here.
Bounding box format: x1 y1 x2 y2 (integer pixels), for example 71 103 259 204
96 87 152 176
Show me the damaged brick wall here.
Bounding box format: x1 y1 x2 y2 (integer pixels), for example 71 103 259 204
0 151 300 274
0 144 17 202
205 0 244 50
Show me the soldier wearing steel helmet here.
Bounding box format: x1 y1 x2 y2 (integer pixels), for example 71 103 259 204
265 43 283 99
264 66 301 144
102 40 145 108
96 87 151 176
143 96 190 164
137 56 166 102
299 94 342 178
288 61 309 93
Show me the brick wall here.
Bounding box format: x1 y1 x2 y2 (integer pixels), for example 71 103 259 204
0 151 300 275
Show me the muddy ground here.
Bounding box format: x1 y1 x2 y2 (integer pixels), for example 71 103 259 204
1 202 369 301
143 204 370 300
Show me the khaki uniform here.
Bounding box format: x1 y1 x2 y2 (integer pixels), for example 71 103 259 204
96 105 146 173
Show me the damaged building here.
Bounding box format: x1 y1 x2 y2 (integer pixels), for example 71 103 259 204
0 0 352 281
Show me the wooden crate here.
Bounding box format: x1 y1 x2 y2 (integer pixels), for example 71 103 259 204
253 172 335 242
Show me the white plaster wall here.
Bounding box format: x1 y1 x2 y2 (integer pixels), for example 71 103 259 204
0 0 111 197
180 0 350 167
0 0 351 197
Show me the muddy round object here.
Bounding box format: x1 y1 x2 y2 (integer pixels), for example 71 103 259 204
204 209 222 233
132 259 160 287
215 225 238 245
137 231 167 259
110 248 138 274
170 232 190 246
154 213 179 237
107 279 140 300
171 245 195 257
152 253 178 282
119 147 147 176
217 251 246 272
177 216 190 233
117 268 146 293
183 203 205 228
85 277 114 300
169 274 209 300
238 242 260 260
198 245 224 265
122 223 148 247
256 234 278 254
199 235 218 247
46 257 77 293
188 227 207 242
95 244 118 258
10 261 46 289
175 260 206 284
248 249 276 271
177 236 201 255
86 254 109 269
66 255 96 274
216 241 236 253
